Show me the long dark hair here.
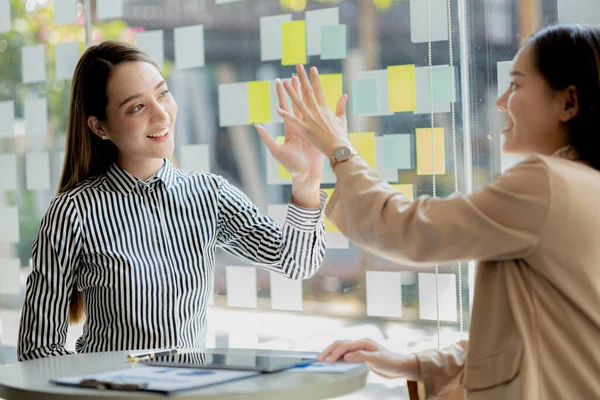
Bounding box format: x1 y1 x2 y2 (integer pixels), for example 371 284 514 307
529 25 600 170
60 40 158 324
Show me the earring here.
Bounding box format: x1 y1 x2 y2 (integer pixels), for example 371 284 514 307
101 136 108 140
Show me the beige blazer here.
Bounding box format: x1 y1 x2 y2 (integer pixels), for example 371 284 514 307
326 147 600 400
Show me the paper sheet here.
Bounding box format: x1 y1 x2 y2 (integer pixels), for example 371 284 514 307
137 30 164 70
282 20 307 65
0 258 20 295
174 24 205 69
357 69 394 116
321 24 347 60
305 7 339 56
26 152 51 190
0 154 18 191
410 0 449 43
320 74 343 113
24 97 48 136
366 271 403 318
226 266 257 308
414 65 456 114
22 44 46 84
270 272 303 311
55 42 79 81
248 81 271 124
260 14 292 61
218 83 249 127
419 273 458 322
388 65 416 113
54 0 77 24
0 0 11 33
180 144 210 173
415 127 446 175
382 134 412 170
352 78 378 114
0 101 14 138
96 0 123 20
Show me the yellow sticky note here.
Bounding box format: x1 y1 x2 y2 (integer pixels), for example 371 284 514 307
416 127 446 175
349 132 376 170
320 74 343 113
321 188 339 232
388 65 416 112
277 136 293 180
282 20 307 66
248 81 271 124
391 184 414 201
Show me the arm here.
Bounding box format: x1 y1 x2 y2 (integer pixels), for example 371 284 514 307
18 193 82 361
326 155 551 265
216 177 327 280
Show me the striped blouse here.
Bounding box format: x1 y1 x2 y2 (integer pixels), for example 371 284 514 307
18 160 327 361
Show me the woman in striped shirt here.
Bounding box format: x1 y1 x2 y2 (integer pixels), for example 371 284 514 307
18 41 328 361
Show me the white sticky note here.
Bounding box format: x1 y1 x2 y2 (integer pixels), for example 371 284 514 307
306 7 339 56
0 258 20 295
497 60 513 97
375 136 399 183
24 97 48 136
0 0 11 33
366 271 403 318
0 207 18 243
218 83 248 127
267 204 288 226
0 310 21 346
54 0 77 24
558 0 600 25
226 266 257 308
26 152 51 190
418 273 458 322
180 144 210 172
22 44 46 84
96 0 123 20
260 14 292 61
55 42 79 81
0 101 14 138
174 24 205 70
137 30 164 70
270 272 302 311
410 0 448 43
327 232 349 249
0 154 17 191
356 69 394 116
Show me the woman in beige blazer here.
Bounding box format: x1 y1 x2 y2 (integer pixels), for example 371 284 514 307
257 24 600 399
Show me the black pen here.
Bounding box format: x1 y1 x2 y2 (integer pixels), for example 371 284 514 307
127 348 181 362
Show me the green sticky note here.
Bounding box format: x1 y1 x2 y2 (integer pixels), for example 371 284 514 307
383 134 412 170
352 79 379 114
321 25 347 60
431 66 455 104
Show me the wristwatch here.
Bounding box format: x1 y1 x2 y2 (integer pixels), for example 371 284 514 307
330 145 356 168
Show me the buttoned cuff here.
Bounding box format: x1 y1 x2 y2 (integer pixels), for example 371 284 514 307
285 191 328 232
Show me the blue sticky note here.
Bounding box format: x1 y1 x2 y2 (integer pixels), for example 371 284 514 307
431 66 455 104
352 79 378 114
383 134 412 170
321 25 347 60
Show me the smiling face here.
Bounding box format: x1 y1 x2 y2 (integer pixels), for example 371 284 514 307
88 61 177 179
496 44 571 156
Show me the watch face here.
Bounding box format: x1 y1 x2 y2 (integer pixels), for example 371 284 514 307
334 146 352 161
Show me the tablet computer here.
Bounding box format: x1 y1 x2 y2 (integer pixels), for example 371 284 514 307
142 351 315 373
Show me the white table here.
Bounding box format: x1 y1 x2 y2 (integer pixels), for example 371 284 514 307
0 348 368 400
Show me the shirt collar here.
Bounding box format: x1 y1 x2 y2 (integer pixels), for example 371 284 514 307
104 159 175 196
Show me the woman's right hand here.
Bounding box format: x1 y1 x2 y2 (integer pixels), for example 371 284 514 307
317 338 422 380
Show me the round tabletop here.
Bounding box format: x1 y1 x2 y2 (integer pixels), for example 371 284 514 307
0 348 369 400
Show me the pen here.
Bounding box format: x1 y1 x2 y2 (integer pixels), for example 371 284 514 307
127 348 181 362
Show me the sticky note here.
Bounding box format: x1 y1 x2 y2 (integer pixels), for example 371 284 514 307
276 136 292 180
410 0 449 43
248 81 271 124
0 207 19 243
174 24 205 69
352 79 378 114
0 310 21 346
22 44 46 84
366 271 403 318
497 60 513 97
226 266 257 308
218 83 249 127
349 132 375 170
270 78 293 123
26 152 51 191
0 101 14 138
270 272 303 311
260 14 292 61
24 97 48 136
0 0 11 33
327 232 349 249
415 65 457 114
306 7 339 56
180 144 210 172
55 42 79 81
558 0 600 25
137 30 164 70
391 184 414 201
96 0 123 20
282 20 306 65
321 24 347 60
0 258 20 295
416 127 446 175
388 65 416 112
383 134 412 170
320 73 343 113
374 136 398 182
357 69 393 116
0 154 17 191
418 273 458 322
267 204 288 226
54 0 77 24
